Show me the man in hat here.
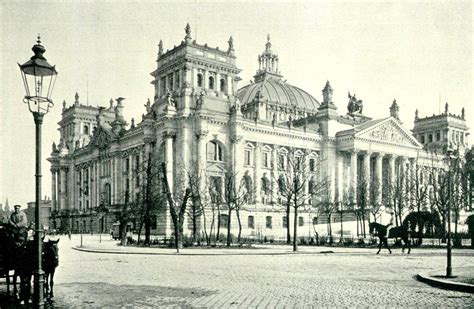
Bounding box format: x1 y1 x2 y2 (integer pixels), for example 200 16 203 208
8 205 29 244
9 204 28 229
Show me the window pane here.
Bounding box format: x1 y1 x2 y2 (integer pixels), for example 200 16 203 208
248 216 254 229
266 216 272 229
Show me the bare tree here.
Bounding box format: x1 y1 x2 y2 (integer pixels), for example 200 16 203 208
369 176 383 223
113 190 140 246
185 166 207 244
161 162 190 253
275 151 327 251
223 172 248 246
405 158 431 244
355 177 369 237
316 182 337 239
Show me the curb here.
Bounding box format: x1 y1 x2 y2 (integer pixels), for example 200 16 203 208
416 273 474 293
72 246 339 256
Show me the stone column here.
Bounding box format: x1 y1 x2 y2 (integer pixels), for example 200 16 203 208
271 145 278 204
350 150 358 204
51 169 57 212
336 152 344 204
363 151 371 205
400 157 408 207
409 158 416 209
196 130 208 192
375 153 384 206
164 131 175 193
254 143 262 204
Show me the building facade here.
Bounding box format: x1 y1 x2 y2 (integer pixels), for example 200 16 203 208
48 25 470 238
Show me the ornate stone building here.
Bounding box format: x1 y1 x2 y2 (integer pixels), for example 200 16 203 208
49 24 470 238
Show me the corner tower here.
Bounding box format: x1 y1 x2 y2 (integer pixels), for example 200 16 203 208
150 23 242 117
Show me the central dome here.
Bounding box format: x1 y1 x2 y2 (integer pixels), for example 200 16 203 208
237 35 320 112
237 78 320 111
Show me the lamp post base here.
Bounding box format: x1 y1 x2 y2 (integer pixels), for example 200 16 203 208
33 269 45 308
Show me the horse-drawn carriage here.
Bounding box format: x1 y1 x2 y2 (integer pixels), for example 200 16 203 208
0 223 59 304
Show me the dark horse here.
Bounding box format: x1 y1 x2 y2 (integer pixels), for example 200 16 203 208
0 224 60 303
43 239 60 299
369 222 411 254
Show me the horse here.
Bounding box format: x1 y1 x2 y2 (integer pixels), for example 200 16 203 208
43 239 60 300
368 222 411 254
0 224 17 298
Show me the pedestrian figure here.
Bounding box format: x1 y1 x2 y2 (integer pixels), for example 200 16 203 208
67 229 71 240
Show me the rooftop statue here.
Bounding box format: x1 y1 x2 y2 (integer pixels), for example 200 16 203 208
347 91 363 114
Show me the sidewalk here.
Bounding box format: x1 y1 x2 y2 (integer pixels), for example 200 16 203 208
68 234 474 257
416 267 474 293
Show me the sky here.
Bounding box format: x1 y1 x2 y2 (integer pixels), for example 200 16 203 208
1 1 472 208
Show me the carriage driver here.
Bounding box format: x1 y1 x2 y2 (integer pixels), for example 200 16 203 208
9 204 28 229
385 209 395 238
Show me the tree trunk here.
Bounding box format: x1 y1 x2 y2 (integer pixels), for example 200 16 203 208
356 212 360 236
144 213 151 246
216 204 221 242
340 211 343 242
293 206 298 252
120 221 127 246
362 212 366 238
226 207 232 247
192 214 197 243
236 208 242 243
286 199 291 244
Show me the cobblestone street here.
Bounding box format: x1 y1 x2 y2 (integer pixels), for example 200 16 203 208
6 235 461 307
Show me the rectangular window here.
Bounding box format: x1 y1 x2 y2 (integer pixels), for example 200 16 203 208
175 70 180 89
262 152 269 168
298 216 304 227
124 158 130 173
160 76 166 94
244 149 252 166
135 155 140 171
309 158 315 172
278 154 285 169
168 73 174 90
282 216 287 228
78 171 82 197
209 176 222 203
126 178 130 191
220 214 228 228
248 216 255 229
266 216 272 229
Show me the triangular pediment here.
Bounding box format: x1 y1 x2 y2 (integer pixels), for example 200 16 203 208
355 118 422 148
207 163 226 174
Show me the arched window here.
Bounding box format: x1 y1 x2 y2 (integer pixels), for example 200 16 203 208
197 73 203 87
220 78 226 92
207 141 223 162
83 125 89 135
428 134 433 143
208 76 214 90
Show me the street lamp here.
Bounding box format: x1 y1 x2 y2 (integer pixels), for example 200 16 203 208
19 35 58 308
446 149 453 278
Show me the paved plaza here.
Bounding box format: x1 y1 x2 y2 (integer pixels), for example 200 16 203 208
1 234 474 307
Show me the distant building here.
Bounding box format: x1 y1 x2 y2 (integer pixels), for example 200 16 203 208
26 197 52 229
48 24 471 239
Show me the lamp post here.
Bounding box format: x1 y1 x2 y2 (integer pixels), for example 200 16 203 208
19 36 58 308
446 149 453 278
